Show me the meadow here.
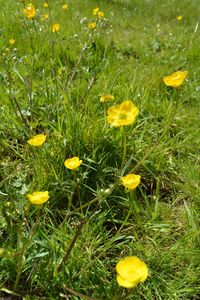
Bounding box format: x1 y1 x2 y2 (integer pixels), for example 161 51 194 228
0 0 200 299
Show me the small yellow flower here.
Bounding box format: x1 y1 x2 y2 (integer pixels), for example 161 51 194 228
23 3 36 19
9 39 16 45
107 100 139 127
100 94 114 102
27 134 47 147
163 70 187 88
62 4 68 10
64 157 82 170
176 15 183 21
52 23 60 33
93 7 100 16
43 2 48 8
116 256 148 288
98 11 104 18
27 191 50 205
88 22 96 30
41 13 49 21
0 248 5 256
121 174 141 191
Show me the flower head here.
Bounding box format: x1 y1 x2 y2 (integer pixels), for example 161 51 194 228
9 39 16 45
41 13 49 21
43 2 48 8
88 22 96 30
98 11 104 18
52 23 60 33
121 174 141 191
27 134 46 147
62 4 68 10
176 15 183 21
116 256 148 288
163 70 187 87
100 94 114 102
64 157 82 170
107 100 139 127
0 248 5 256
23 3 36 19
93 7 100 16
27 191 50 205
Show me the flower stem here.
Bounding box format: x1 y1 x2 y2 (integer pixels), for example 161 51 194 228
57 219 86 273
121 126 127 173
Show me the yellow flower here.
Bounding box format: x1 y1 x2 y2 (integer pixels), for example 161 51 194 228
62 4 68 10
98 11 104 18
176 15 183 21
41 13 49 21
52 23 60 33
23 3 36 19
116 256 148 288
163 70 187 88
121 174 141 191
100 94 114 102
93 7 100 16
9 39 16 45
43 2 48 8
64 157 82 170
27 191 50 205
88 22 96 30
107 100 139 127
0 248 5 256
27 134 47 146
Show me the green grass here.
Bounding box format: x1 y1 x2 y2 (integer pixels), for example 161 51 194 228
0 0 200 299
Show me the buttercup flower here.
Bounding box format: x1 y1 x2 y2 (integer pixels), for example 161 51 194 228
98 11 104 18
27 134 47 146
107 100 139 127
0 248 5 256
64 157 82 170
121 174 141 191
176 15 183 21
93 7 100 16
88 22 96 30
23 3 36 19
116 256 148 288
27 191 50 205
100 94 114 102
62 4 68 10
9 39 16 45
163 70 187 87
52 23 60 33
41 13 49 21
43 2 48 8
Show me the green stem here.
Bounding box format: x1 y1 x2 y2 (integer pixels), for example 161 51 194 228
13 207 43 290
121 126 127 173
57 219 86 273
73 170 83 215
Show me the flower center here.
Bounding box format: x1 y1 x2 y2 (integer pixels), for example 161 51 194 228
119 112 128 120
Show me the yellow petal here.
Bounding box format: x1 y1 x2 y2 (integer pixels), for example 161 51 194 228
116 275 137 288
163 70 187 87
27 134 46 147
64 157 82 170
121 174 141 190
116 256 148 287
27 191 50 205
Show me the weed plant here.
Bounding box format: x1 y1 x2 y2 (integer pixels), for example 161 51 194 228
0 0 200 299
